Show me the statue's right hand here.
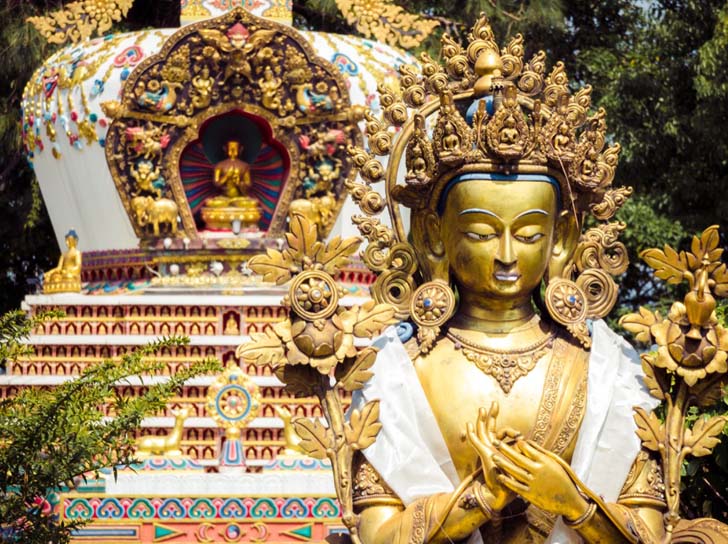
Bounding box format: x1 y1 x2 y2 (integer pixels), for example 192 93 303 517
466 402 516 512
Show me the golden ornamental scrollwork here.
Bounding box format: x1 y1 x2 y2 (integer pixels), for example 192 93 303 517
334 0 439 50
591 186 633 220
27 0 133 45
345 13 631 347
237 213 397 543
620 225 728 538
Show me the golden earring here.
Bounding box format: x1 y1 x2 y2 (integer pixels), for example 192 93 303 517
410 279 456 353
544 277 591 348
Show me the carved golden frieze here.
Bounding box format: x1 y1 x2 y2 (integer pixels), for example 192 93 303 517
28 0 133 45
335 0 439 50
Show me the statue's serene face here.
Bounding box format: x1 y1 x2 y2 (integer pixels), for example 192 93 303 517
440 180 558 301
226 141 239 158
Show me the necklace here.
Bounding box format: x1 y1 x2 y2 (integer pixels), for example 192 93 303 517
446 327 555 394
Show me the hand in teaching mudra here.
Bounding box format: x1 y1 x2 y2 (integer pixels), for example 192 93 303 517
465 402 519 512
492 439 591 521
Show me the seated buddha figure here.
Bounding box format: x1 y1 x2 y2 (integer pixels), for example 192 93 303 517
346 17 667 544
43 229 82 293
200 140 261 230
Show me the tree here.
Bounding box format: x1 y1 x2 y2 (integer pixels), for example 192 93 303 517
0 309 221 543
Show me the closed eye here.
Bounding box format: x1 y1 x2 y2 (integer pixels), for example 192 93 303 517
514 233 544 243
465 232 497 241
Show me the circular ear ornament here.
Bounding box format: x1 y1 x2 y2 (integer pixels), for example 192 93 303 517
544 278 588 325
410 279 456 329
545 277 592 348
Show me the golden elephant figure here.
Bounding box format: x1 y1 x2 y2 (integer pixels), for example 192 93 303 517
288 194 336 237
131 195 179 237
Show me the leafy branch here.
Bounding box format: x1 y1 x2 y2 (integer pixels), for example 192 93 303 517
0 310 220 544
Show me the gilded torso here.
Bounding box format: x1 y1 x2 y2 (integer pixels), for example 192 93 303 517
414 326 589 538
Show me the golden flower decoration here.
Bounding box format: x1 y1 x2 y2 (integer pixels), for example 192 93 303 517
294 276 335 317
649 302 728 386
272 311 358 376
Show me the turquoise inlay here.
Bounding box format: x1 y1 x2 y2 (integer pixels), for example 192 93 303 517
72 528 138 537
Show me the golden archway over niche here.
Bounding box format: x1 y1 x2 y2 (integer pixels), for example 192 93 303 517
102 7 365 242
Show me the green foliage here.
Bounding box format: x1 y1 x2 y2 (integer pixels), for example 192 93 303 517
599 1 728 237
614 194 687 310
0 310 221 543
0 309 60 369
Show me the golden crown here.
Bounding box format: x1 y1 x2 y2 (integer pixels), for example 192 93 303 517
346 15 633 346
348 15 627 225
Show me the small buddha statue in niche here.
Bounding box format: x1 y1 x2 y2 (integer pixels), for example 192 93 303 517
201 140 262 230
441 122 461 156
498 115 520 147
44 229 82 293
553 122 571 153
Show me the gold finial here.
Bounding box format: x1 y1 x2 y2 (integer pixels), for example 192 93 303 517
473 47 503 97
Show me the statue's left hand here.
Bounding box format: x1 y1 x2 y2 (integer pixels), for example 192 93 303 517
492 439 590 521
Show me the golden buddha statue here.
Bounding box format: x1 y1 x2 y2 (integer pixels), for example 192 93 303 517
334 18 670 542
240 14 728 544
200 140 262 230
43 229 82 294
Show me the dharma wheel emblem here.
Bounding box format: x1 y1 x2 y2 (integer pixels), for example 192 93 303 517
206 362 260 435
